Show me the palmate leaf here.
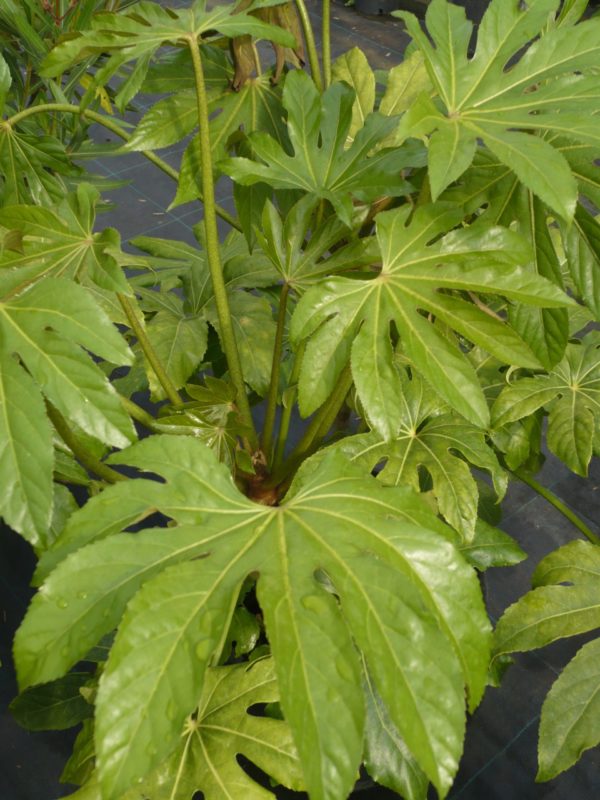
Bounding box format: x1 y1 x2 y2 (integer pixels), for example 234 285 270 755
255 194 379 291
64 659 304 800
0 184 131 295
0 124 77 205
329 371 506 541
493 541 600 780
132 231 278 396
0 278 133 546
222 69 421 227
40 0 295 92
291 202 571 432
397 0 600 219
172 74 286 208
492 332 600 475
15 437 491 800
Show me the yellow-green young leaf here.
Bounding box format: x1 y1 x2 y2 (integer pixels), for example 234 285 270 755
0 184 131 294
533 540 600 588
397 0 600 220
492 332 600 476
122 658 305 799
331 48 375 140
145 308 208 398
331 370 506 541
15 438 482 800
537 638 600 780
428 121 477 199
221 70 418 227
0 126 76 206
379 50 431 119
291 203 570 432
493 585 600 659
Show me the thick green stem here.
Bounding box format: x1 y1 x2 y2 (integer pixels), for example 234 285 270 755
119 394 159 430
6 103 240 230
117 293 183 408
294 0 323 91
322 0 332 88
46 402 126 484
261 283 290 460
272 362 353 484
188 38 257 448
272 340 306 471
513 468 600 546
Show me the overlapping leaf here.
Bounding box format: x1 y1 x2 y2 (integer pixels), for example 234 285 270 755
40 0 295 96
131 231 278 395
255 194 379 291
0 184 131 295
329 371 506 540
222 69 422 227
0 278 133 546
291 202 571 432
0 124 77 205
15 436 490 800
492 332 600 475
397 0 600 218
494 540 600 780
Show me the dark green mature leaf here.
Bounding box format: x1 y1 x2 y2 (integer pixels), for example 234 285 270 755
397 0 600 218
459 520 526 572
329 371 506 540
222 69 420 226
561 206 600 321
492 332 600 475
0 278 133 544
10 673 92 731
291 203 571 432
362 664 428 800
41 0 295 87
0 184 131 294
538 638 600 780
15 438 488 800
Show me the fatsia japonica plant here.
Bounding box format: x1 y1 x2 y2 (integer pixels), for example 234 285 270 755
2 0 600 797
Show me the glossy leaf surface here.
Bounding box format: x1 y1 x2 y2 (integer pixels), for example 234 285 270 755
14 438 487 799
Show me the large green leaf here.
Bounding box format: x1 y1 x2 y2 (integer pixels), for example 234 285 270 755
362 663 428 800
538 638 600 780
63 659 304 800
494 541 600 659
41 0 295 86
291 203 571 431
0 125 77 205
494 541 600 780
0 184 131 294
397 0 600 218
0 278 133 544
172 74 286 208
222 69 420 226
492 332 600 475
15 437 489 799
329 371 506 541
